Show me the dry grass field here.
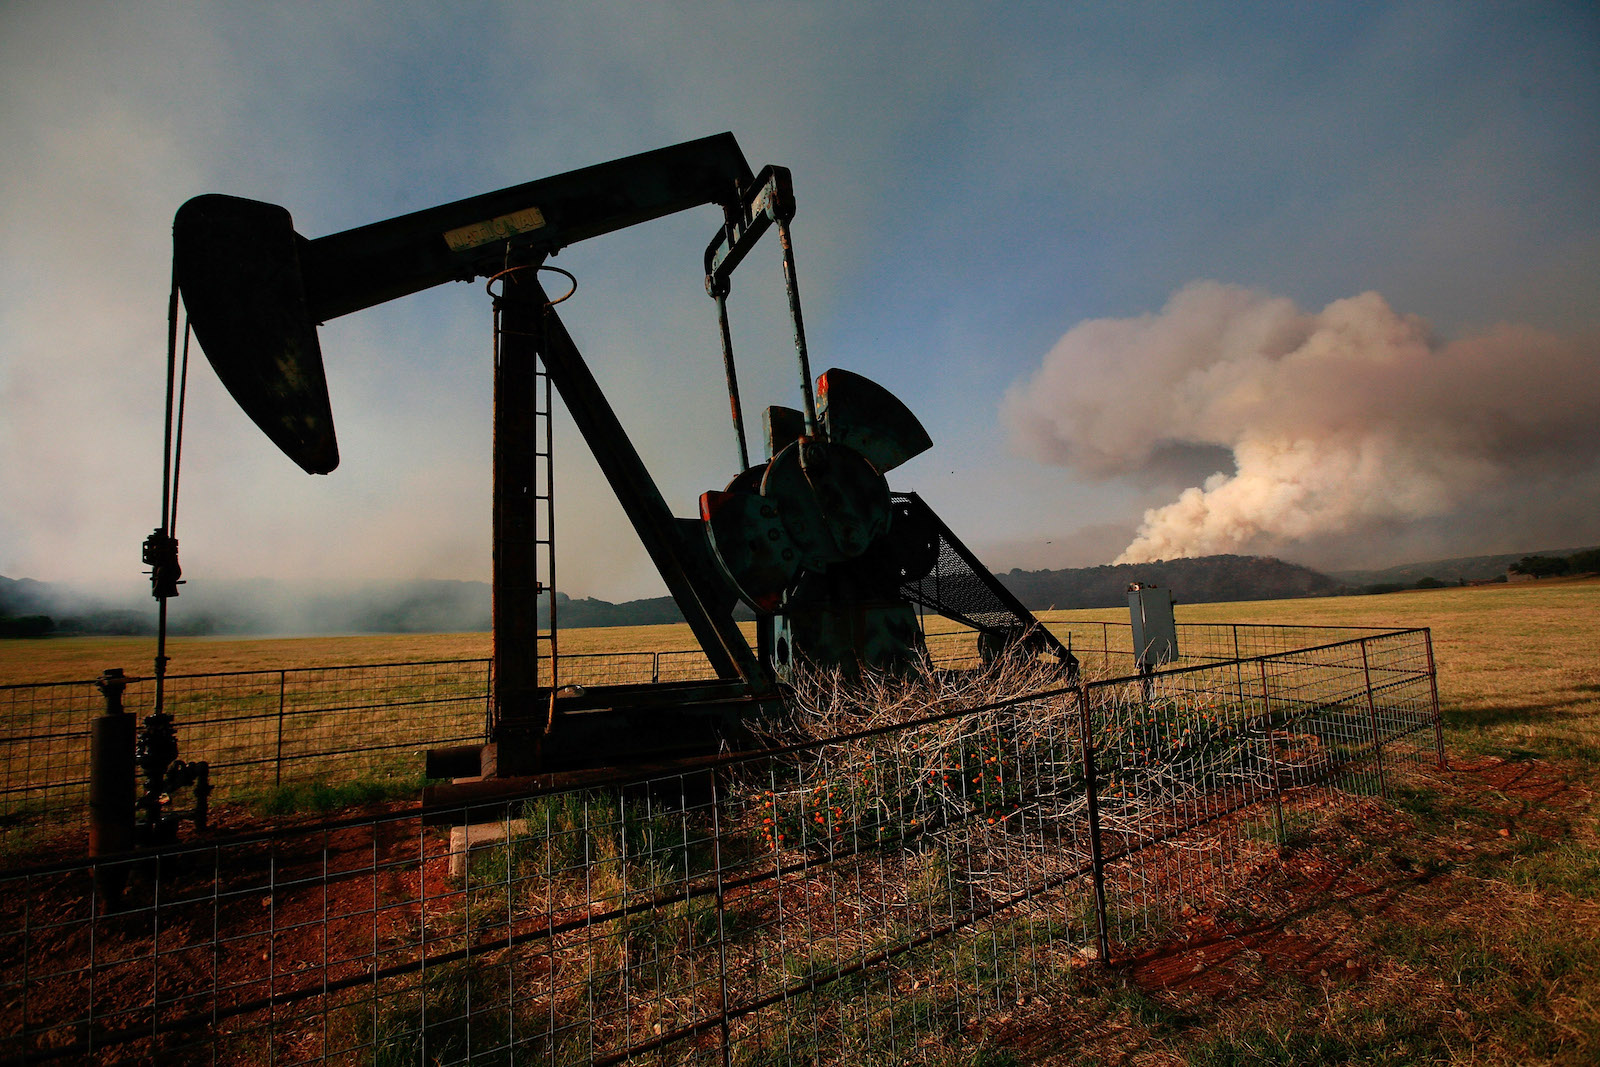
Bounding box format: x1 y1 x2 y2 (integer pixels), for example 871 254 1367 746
1028 577 1600 1065
1054 575 1600 768
0 623 739 683
2 578 1596 1063
9 579 1597 772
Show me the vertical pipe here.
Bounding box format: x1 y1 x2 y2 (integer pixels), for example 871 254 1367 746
711 288 751 471
89 669 136 909
153 266 180 723
773 217 817 435
154 601 169 723
1360 641 1390 798
1077 687 1111 964
1423 629 1447 770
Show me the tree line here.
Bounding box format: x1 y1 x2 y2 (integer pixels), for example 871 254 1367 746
1510 547 1600 579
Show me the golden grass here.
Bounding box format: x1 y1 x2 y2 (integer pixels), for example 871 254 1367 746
4 579 1597 1062
0 626 707 684
1151 577 1600 762
0 633 494 683
8 579 1598 761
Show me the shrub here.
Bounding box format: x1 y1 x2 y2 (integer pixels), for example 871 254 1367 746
1566 547 1600 574
1511 555 1570 578
0 614 53 638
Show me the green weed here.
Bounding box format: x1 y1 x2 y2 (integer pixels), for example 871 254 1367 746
1504 831 1600 897
1185 1021 1446 1066
246 772 431 816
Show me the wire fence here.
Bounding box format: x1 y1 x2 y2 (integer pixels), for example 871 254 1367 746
0 650 729 850
0 626 1442 1064
0 625 1438 850
0 660 494 849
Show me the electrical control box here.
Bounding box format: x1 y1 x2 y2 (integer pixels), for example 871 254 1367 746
1127 583 1178 672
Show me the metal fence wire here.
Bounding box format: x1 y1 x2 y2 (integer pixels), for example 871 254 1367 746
0 651 730 849
0 626 1443 1065
0 621 1380 843
0 660 496 846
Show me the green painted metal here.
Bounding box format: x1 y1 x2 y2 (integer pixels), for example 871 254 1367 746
760 439 841 570
699 487 798 612
762 405 805 462
796 438 892 559
700 366 932 678
771 598 924 678
816 368 933 474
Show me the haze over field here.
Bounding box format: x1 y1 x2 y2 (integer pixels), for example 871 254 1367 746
3 3 1597 605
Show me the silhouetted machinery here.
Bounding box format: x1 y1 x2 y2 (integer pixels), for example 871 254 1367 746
171 133 1074 784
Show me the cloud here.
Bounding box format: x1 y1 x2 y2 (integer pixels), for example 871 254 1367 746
4 3 1597 600
1004 282 1600 564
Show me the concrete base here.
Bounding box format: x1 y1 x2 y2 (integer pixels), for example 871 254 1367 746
447 817 530 878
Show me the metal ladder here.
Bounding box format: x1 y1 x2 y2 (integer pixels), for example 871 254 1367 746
489 269 561 727
532 354 558 687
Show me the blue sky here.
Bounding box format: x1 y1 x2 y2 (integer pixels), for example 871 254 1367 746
3 2 1598 601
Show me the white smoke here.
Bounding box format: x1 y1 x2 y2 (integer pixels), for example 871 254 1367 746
1003 282 1600 565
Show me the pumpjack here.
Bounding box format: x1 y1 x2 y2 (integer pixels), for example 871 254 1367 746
170 133 1074 783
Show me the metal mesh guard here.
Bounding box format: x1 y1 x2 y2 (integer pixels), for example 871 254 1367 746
893 492 1029 634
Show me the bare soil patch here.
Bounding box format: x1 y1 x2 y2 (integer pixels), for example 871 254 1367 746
967 754 1599 1065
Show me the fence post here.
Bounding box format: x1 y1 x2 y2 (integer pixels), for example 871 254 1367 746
652 652 661 685
1423 629 1447 770
1076 686 1111 964
709 772 732 1066
274 671 286 787
484 658 495 741
1233 625 1243 705
1359 641 1390 798
1256 659 1286 842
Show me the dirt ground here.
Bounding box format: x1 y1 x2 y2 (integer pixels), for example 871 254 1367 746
5 753 1595 1065
978 754 1600 1065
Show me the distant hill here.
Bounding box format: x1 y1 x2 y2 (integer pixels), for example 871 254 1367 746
0 576 734 637
558 555 1344 623
0 575 111 619
997 554 1343 611
7 545 1570 638
4 555 1341 636
1330 546 1600 587
556 594 745 628
0 575 145 635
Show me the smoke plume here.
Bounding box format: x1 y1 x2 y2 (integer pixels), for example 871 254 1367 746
1003 282 1600 565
